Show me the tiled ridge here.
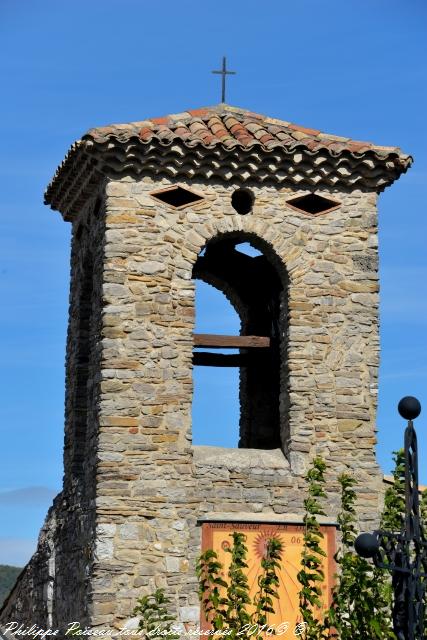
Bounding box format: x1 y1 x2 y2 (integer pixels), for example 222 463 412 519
84 104 411 159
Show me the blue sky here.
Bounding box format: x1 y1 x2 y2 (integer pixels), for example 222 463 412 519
0 0 426 566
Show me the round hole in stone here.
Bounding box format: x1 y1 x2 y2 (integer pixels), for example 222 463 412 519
231 188 254 215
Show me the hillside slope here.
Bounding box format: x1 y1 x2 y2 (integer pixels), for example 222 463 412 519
0 565 22 607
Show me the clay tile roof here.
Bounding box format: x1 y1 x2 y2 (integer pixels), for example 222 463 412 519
45 103 413 218
81 104 411 162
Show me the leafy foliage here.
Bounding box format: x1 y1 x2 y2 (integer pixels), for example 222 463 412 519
224 532 251 634
381 449 405 532
0 564 22 607
253 536 283 628
421 487 427 524
327 474 395 640
197 548 228 626
135 452 427 639
380 449 427 636
197 531 283 639
297 457 328 640
133 588 180 639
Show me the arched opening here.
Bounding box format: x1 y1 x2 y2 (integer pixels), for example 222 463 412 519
192 233 289 451
192 281 240 447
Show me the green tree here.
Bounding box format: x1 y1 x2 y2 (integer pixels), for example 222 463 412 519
0 564 22 607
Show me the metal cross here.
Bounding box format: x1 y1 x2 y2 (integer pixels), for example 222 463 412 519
212 56 236 103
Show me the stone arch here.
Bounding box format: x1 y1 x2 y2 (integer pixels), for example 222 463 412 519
191 227 290 453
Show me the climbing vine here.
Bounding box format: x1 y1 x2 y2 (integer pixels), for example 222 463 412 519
133 588 180 640
327 474 394 640
381 449 406 532
197 531 283 640
297 456 328 640
134 452 426 639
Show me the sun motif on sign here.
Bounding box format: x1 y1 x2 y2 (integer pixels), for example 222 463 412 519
253 532 284 559
202 523 335 633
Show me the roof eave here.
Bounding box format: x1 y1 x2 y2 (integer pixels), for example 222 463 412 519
44 137 413 221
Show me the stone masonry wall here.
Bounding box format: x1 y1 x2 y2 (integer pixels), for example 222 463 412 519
52 191 106 627
89 176 384 630
0 174 385 633
0 193 105 629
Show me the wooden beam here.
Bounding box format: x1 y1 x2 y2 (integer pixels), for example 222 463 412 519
193 352 249 367
193 334 270 349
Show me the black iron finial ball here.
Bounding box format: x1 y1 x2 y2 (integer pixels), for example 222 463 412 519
398 396 421 421
354 532 380 559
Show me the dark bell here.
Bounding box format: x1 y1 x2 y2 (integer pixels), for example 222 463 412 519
398 396 421 421
354 532 380 559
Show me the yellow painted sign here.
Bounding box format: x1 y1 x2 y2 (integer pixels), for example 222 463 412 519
201 522 336 633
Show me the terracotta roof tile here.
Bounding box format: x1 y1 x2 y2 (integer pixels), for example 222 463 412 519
187 108 211 118
139 126 153 141
209 120 229 138
259 133 275 144
304 138 322 152
346 141 373 153
82 104 410 163
45 104 413 217
287 123 321 136
174 125 191 138
150 116 169 125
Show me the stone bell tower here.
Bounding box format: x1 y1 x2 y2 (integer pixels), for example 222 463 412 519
0 105 411 631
